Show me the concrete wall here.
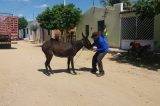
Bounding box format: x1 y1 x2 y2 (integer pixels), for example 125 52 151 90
24 21 51 43
77 4 160 49
76 7 105 43
40 29 51 43
154 14 160 49
105 4 122 48
76 4 122 48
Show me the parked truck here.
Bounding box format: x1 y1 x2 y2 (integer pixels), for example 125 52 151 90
0 13 18 48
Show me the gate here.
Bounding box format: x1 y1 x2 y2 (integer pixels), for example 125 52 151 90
121 16 154 49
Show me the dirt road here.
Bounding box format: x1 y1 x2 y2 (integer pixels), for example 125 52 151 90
0 41 160 106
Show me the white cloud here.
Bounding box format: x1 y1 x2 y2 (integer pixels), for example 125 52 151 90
36 4 48 8
18 13 23 17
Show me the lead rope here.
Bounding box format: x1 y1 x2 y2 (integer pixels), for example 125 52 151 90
74 48 84 63
74 40 84 63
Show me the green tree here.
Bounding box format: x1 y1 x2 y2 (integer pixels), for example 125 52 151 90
123 0 132 9
18 17 28 30
18 17 28 38
36 7 55 30
37 4 81 41
52 4 81 32
133 0 160 19
99 0 131 8
99 0 121 6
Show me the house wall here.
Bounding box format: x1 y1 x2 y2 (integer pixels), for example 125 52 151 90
19 30 23 39
41 29 51 43
76 4 122 48
31 28 51 43
77 4 159 49
105 4 122 48
154 14 160 49
76 7 105 43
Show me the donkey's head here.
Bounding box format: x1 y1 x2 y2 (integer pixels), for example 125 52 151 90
81 33 92 49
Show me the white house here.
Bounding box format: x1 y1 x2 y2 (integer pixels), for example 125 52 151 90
20 20 52 43
76 3 160 50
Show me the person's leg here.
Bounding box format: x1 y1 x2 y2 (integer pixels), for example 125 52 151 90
91 52 99 73
97 52 107 75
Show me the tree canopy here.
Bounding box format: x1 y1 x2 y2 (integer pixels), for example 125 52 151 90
18 17 28 30
37 4 81 33
36 7 55 30
133 0 160 19
99 0 131 8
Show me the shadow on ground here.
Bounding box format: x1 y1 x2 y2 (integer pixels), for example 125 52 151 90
109 53 160 71
0 47 17 50
38 67 92 76
34 45 42 47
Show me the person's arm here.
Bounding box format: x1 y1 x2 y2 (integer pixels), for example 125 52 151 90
96 45 104 52
96 39 107 52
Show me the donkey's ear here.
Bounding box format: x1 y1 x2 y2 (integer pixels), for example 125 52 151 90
82 32 85 38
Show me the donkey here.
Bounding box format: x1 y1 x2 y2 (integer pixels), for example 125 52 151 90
42 33 91 74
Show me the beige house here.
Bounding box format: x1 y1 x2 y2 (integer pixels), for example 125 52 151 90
25 21 76 44
24 21 52 43
76 7 105 44
77 3 160 50
76 4 123 47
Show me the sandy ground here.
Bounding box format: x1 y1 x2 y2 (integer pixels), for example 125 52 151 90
0 41 160 106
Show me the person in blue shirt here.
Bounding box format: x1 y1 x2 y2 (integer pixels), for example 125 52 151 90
91 32 109 76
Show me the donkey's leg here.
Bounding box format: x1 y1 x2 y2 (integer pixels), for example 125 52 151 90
48 54 53 71
71 57 77 74
67 57 71 73
45 51 53 71
44 54 49 71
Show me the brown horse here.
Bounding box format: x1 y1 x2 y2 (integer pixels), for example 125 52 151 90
42 33 91 74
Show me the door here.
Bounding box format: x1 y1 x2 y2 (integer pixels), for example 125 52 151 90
98 20 104 32
85 25 89 36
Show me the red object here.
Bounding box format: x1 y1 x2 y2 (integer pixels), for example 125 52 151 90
0 16 18 39
134 43 141 49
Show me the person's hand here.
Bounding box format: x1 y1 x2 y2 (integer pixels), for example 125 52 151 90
92 48 97 52
92 46 97 52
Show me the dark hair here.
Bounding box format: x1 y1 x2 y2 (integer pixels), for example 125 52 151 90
91 32 99 38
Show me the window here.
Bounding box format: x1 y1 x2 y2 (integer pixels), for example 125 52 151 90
98 20 104 32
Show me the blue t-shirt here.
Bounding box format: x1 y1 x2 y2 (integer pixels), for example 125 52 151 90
93 35 109 53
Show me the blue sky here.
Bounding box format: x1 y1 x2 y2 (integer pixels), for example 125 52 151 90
0 0 102 21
